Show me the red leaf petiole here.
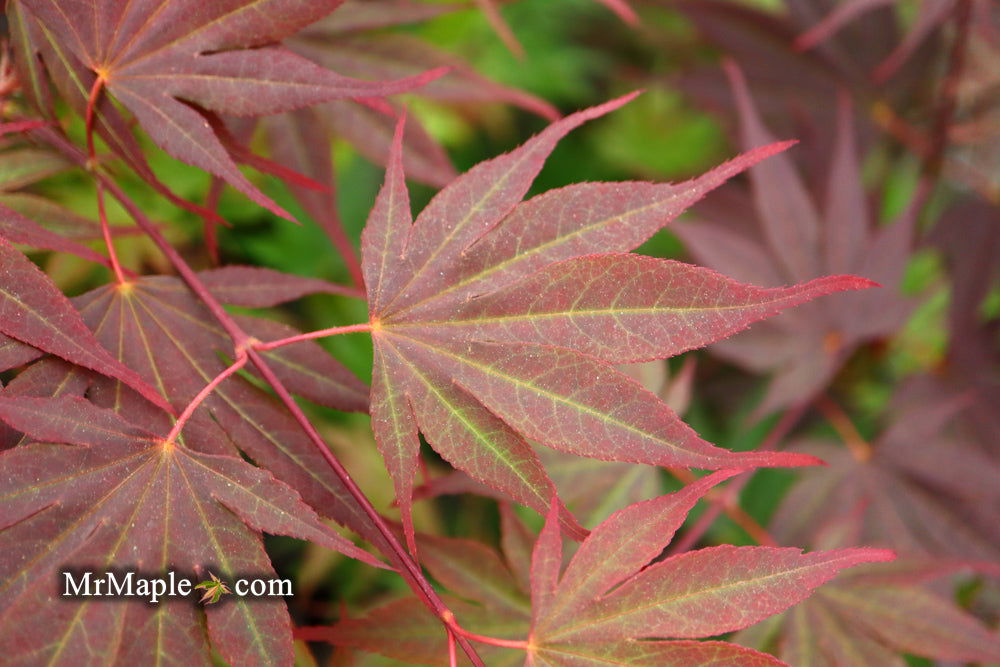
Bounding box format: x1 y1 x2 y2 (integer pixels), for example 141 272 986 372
85 74 127 285
165 323 375 443
253 323 373 351
163 352 248 445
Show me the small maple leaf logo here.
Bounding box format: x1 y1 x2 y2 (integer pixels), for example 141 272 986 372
194 572 231 605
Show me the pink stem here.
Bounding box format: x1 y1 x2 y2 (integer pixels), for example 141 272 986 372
445 614 530 650
254 323 372 351
164 353 248 443
85 76 126 284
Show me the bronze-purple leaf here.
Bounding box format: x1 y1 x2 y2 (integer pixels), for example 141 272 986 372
675 63 915 416
0 395 382 665
528 478 894 660
361 94 875 553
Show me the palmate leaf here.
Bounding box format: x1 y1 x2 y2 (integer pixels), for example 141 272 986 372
770 381 1000 562
248 0 563 273
675 64 915 415
0 396 382 665
362 94 875 550
795 0 968 81
412 364 693 529
14 0 445 219
0 261 391 565
672 0 939 179
527 480 893 665
304 474 893 665
60 273 384 542
735 562 1000 665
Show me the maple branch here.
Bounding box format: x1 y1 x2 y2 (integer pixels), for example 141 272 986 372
84 76 103 170
164 352 248 444
86 75 127 285
666 401 811 555
253 323 372 351
244 347 480 667
78 154 484 666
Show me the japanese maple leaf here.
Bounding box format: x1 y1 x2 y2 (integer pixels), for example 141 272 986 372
675 63 916 416
60 269 394 545
304 508 540 665
525 481 892 665
770 378 1000 562
11 0 445 219
0 256 394 546
301 473 893 665
734 561 1000 665
795 0 988 82
0 395 382 666
361 93 876 551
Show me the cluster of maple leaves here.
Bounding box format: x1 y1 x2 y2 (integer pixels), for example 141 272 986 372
0 1 996 666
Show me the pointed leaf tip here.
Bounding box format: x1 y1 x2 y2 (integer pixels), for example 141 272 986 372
729 450 826 469
813 274 881 291
599 0 639 24
391 110 407 153
403 66 452 91
757 138 798 157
